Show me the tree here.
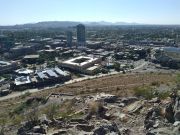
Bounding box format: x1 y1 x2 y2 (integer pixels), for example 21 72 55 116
114 62 120 72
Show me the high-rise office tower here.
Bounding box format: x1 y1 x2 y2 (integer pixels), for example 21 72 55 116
77 24 86 47
67 31 72 48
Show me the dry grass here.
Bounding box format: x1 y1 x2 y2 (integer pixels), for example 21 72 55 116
32 72 175 98
0 72 176 130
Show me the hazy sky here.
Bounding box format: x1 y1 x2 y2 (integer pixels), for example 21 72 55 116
0 0 180 25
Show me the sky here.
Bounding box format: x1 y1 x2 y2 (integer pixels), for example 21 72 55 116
0 0 180 25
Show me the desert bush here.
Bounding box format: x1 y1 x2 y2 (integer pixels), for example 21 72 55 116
134 86 170 100
45 103 59 120
158 91 170 99
88 101 104 115
151 81 160 87
133 86 154 99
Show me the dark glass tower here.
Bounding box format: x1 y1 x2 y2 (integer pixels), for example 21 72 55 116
77 24 86 47
67 31 72 48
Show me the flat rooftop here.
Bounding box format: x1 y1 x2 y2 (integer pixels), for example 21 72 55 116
15 76 31 86
63 56 99 67
0 61 11 66
15 68 34 74
24 55 40 59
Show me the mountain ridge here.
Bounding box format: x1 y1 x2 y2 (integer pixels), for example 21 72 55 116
0 21 140 29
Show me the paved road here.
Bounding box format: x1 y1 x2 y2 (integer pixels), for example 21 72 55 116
0 60 148 101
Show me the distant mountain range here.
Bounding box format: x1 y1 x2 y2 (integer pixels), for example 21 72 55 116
0 21 140 29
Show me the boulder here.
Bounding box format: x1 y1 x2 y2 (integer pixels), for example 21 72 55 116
165 103 175 123
119 128 131 135
146 132 155 135
174 110 180 122
149 97 161 103
148 127 172 135
144 119 155 130
173 125 180 135
33 125 47 134
26 133 44 135
17 121 38 135
173 121 180 126
144 107 160 130
93 122 120 135
52 130 68 135
125 101 143 114
69 118 88 124
76 124 94 132
39 114 52 126
121 97 138 105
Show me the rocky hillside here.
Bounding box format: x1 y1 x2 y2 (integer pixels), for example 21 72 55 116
15 89 180 135
0 73 179 135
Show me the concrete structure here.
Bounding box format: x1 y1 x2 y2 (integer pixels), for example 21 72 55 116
23 55 40 64
15 68 34 75
6 43 43 59
59 56 102 74
14 76 32 86
77 24 86 47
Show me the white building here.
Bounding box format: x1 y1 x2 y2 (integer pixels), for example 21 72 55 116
59 56 102 74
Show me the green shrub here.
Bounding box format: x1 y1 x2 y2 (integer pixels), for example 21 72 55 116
151 81 160 87
133 86 170 100
158 91 170 99
133 86 154 99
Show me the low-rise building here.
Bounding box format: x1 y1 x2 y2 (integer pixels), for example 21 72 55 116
36 67 71 86
59 56 102 75
12 67 71 90
15 68 34 75
23 55 40 64
0 61 18 74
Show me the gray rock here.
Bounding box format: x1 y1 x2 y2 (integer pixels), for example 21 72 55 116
17 121 38 135
146 132 155 135
39 114 52 126
144 107 161 130
69 118 88 124
121 97 138 105
149 97 161 103
173 121 180 126
119 128 131 135
174 110 180 122
93 122 120 135
165 103 175 123
76 124 94 132
33 125 47 134
52 130 68 135
173 125 180 135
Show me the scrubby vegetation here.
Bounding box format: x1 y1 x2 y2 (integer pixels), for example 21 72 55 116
133 86 170 100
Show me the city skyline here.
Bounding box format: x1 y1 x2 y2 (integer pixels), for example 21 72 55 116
0 0 180 25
